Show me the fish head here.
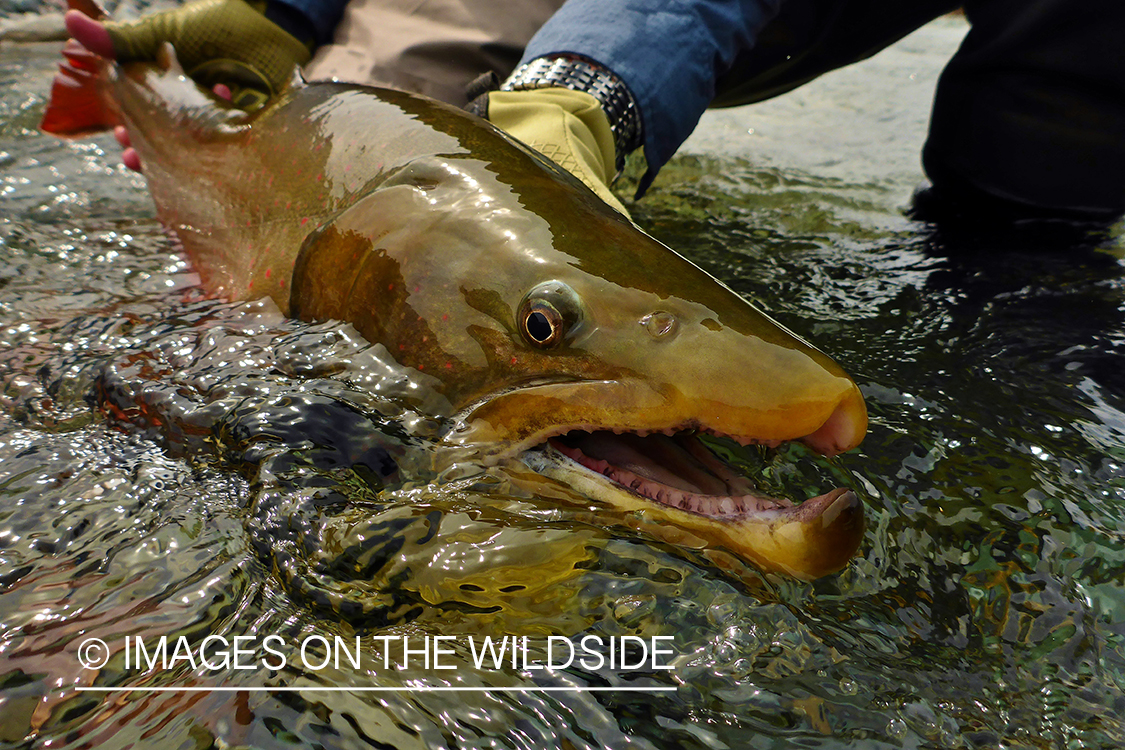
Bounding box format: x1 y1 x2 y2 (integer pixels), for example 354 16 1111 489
448 210 867 458
292 127 867 580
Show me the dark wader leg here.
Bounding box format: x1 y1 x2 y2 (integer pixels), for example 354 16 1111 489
924 0 1125 220
714 0 1125 221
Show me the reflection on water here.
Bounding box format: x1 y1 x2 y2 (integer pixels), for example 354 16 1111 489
3 17 1125 750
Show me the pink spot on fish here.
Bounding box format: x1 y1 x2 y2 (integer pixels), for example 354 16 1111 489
300 217 308 226
265 269 271 279
444 362 452 369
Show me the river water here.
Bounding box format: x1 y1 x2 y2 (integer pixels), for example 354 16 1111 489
2 16 1124 750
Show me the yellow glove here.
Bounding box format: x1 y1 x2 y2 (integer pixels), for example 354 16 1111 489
104 0 312 109
483 89 629 217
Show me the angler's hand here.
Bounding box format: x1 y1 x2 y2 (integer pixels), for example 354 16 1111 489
65 0 312 171
64 0 312 111
471 88 630 217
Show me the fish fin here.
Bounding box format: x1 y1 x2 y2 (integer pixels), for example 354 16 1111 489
40 39 114 136
41 0 113 136
66 0 107 21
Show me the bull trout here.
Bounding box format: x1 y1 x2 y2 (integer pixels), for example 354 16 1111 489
41 10 869 580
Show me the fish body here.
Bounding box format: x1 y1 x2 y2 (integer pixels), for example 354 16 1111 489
43 32 868 579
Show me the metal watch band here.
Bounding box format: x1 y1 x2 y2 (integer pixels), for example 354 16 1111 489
501 56 642 175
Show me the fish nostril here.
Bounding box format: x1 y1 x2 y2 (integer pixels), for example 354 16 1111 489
641 311 678 340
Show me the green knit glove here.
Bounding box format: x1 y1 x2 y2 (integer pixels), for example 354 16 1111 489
483 89 629 216
105 0 312 109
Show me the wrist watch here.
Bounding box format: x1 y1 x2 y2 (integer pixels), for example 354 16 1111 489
501 56 643 176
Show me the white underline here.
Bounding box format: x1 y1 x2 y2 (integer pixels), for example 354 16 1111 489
75 686 676 693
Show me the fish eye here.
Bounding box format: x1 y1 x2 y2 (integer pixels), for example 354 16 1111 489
517 281 583 349
521 301 564 348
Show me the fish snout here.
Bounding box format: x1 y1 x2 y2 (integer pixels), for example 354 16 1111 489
801 384 868 457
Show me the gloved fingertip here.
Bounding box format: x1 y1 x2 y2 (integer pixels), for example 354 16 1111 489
122 147 142 172
65 10 116 59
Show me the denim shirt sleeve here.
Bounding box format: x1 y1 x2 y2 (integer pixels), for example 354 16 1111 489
520 0 785 192
270 0 350 46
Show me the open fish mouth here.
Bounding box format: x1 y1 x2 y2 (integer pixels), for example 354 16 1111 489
446 383 866 578
547 429 799 519
517 424 866 580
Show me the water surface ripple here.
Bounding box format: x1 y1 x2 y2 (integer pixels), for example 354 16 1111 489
2 18 1124 750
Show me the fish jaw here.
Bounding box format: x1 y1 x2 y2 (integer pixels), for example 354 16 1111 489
444 373 867 460
440 373 866 580
522 446 865 581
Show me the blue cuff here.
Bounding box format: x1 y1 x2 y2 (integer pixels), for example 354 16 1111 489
521 0 784 194
269 0 349 47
